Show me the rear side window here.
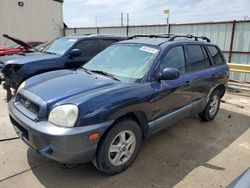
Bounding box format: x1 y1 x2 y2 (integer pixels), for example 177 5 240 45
159 46 186 74
74 39 99 57
101 39 118 50
207 46 225 65
187 45 207 72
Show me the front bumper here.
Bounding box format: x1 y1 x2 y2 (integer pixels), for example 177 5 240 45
8 99 112 164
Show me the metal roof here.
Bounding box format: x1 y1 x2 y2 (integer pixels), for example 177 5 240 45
53 0 63 3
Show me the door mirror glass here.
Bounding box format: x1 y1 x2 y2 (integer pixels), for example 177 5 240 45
69 49 82 57
157 67 180 80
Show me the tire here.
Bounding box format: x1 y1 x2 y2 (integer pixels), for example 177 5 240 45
199 90 221 121
94 119 142 175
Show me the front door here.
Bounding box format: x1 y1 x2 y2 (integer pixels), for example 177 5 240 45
150 45 193 133
66 39 100 68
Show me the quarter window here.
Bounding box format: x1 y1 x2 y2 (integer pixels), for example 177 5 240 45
207 46 225 65
159 46 186 74
187 45 207 72
74 39 99 57
201 46 211 66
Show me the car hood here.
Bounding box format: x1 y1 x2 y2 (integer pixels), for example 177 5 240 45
24 69 122 104
2 34 34 50
0 52 60 67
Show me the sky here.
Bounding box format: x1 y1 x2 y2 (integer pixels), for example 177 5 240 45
63 0 250 27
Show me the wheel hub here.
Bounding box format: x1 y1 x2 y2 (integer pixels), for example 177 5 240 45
209 95 219 116
108 130 136 166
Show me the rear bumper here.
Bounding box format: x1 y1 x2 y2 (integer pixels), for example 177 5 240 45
8 99 112 164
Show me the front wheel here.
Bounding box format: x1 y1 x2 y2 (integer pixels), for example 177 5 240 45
94 119 142 175
199 90 221 121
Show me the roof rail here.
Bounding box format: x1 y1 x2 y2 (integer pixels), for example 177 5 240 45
128 34 211 43
128 34 174 39
168 34 211 42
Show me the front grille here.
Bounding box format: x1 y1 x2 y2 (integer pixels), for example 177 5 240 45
19 95 40 115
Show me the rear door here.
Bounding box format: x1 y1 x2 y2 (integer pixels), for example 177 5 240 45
185 44 215 112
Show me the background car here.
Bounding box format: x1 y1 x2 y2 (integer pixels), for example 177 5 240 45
0 34 128 101
0 34 45 56
8 34 229 174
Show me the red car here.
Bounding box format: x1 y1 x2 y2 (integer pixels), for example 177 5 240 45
0 34 45 56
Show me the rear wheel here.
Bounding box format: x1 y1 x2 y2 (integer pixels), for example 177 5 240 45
94 119 142 174
199 90 221 121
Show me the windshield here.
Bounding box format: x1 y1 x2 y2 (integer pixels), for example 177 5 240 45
41 37 77 55
83 44 159 83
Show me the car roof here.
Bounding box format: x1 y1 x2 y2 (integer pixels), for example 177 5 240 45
64 34 128 40
119 38 170 46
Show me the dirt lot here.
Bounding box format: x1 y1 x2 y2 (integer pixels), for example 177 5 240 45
0 85 250 188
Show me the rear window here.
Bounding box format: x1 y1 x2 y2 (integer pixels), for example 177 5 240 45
207 46 225 65
187 45 207 72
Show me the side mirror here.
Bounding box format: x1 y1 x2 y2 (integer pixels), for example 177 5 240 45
156 67 180 80
69 49 81 57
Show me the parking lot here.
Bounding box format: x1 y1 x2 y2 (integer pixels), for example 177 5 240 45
0 84 249 188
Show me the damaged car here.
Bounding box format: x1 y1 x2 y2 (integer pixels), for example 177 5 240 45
0 34 45 56
0 34 128 101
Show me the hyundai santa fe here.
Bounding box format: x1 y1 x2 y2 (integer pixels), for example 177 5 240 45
8 34 229 174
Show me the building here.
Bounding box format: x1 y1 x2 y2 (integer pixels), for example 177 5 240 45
0 0 64 45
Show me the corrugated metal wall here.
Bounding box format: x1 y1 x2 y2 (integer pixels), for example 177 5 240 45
65 20 250 82
0 0 63 46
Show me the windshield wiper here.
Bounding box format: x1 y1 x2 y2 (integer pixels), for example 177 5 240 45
90 70 120 81
79 67 92 75
42 51 57 55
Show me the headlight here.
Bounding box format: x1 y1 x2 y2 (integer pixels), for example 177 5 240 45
48 104 78 127
17 81 25 93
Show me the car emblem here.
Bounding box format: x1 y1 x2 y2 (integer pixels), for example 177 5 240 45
24 100 31 108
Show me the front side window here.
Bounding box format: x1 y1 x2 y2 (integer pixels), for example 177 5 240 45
187 45 207 72
74 39 99 57
101 39 118 50
207 45 225 65
159 46 186 74
83 44 159 83
41 38 77 55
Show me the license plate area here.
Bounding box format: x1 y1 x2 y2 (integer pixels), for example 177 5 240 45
9 115 29 141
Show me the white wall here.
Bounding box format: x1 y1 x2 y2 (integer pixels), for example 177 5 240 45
0 0 63 45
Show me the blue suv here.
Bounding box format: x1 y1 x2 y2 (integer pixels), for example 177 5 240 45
8 34 229 174
0 34 128 101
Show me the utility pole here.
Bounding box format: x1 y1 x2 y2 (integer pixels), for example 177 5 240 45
95 16 98 34
163 9 170 24
127 13 129 26
126 13 129 35
121 12 124 26
163 9 170 33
